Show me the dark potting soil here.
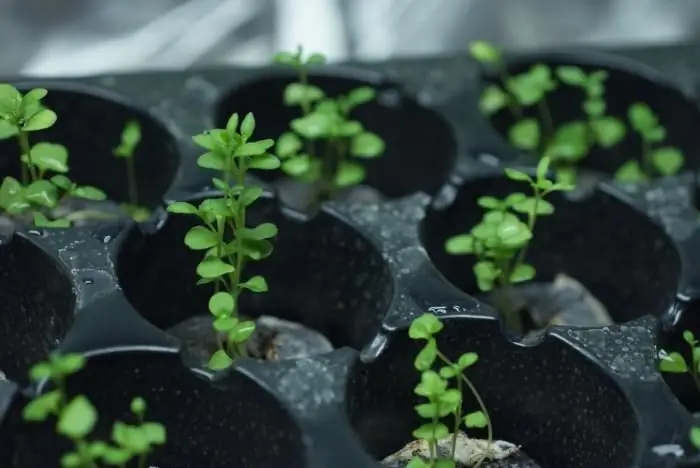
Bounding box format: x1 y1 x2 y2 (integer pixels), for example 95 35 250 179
167 314 334 365
275 178 384 214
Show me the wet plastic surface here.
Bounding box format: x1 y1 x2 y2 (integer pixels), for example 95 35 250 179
0 42 699 467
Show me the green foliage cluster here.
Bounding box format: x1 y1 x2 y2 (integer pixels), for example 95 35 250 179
0 84 149 227
407 313 491 468
273 47 385 199
468 41 685 185
444 157 572 332
23 353 165 468
112 120 150 221
167 112 280 370
659 331 700 449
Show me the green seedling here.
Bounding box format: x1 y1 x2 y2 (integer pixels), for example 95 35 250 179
659 331 700 450
444 157 573 333
273 46 385 200
407 313 491 468
22 352 166 468
113 119 150 222
167 112 280 370
614 102 684 182
0 84 108 228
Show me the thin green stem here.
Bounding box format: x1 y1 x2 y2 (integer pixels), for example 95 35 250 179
450 374 464 459
641 138 653 177
138 453 146 468
17 130 37 183
691 354 700 397
125 157 139 205
429 400 438 460
537 98 555 153
495 62 522 119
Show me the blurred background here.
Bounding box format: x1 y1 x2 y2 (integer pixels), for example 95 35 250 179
3 0 700 77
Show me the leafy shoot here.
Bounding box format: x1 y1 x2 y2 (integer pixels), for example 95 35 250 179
113 119 150 222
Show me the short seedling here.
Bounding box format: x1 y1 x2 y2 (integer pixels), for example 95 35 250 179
0 84 107 228
167 112 280 370
614 102 684 182
273 46 385 201
444 157 573 333
406 313 491 468
113 119 150 221
659 331 700 449
22 352 166 468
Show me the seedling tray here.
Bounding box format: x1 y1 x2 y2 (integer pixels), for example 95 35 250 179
1 41 700 467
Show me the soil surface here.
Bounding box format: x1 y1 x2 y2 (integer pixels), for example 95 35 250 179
275 178 383 214
167 314 334 366
381 433 540 468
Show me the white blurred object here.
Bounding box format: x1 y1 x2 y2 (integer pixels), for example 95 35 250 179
2 0 700 77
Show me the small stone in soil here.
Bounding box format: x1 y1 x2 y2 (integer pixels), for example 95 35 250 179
382 432 537 468
166 314 334 366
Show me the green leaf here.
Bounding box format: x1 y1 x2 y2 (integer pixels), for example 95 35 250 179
167 201 199 215
406 458 430 468
142 422 166 445
240 186 264 206
58 396 97 439
583 98 606 117
414 402 440 419
273 51 299 67
290 112 332 139
50 174 72 191
22 109 57 132
659 351 688 373
208 350 233 370
510 263 536 283
72 186 107 201
240 275 268 292
444 234 474 255
690 427 700 449
458 352 478 369
614 160 648 183
545 121 589 162
335 161 366 187
239 238 274 260
555 66 587 86
209 291 234 316
473 261 498 292
463 411 488 428
240 222 278 240
240 113 256 139
283 83 325 106
22 142 69 173
53 353 86 376
22 88 48 104
412 422 449 441
683 331 697 346
130 397 146 415
468 41 501 63
100 447 131 465
477 196 502 209
628 103 657 134
414 370 447 397
197 151 225 171
113 120 141 158
0 84 22 116
60 452 82 468
0 120 17 139
33 212 70 228
225 113 239 133
351 132 385 158
305 53 327 66
276 132 302 158
414 339 437 371
248 153 281 170
479 85 508 116
496 216 532 248
651 147 684 176
196 257 235 278
508 118 540 150
22 390 62 421
345 87 376 109
536 156 551 181
213 316 238 332
504 167 531 182
512 197 555 216
25 180 58 207
184 226 218 250
590 116 626 148
282 154 312 176
236 139 275 157
228 320 256 343
506 66 554 106
408 314 443 340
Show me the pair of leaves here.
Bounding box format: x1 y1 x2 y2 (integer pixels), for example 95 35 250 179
614 147 685 182
273 48 327 69
659 330 699 374
113 120 141 159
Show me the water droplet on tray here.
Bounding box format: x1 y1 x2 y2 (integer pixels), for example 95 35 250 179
27 228 45 237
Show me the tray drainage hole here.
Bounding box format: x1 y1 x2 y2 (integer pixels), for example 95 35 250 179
115 194 394 366
0 85 181 226
419 174 681 337
213 73 457 201
0 233 74 383
481 56 700 180
345 317 639 467
10 348 305 467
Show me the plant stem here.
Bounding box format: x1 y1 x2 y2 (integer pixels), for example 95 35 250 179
495 62 522 119
228 157 248 358
641 139 652 177
17 130 37 183
450 373 464 459
691 361 700 397
537 99 555 153
125 157 138 205
138 453 146 468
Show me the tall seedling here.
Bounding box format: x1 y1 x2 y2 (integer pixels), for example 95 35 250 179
113 119 150 221
0 84 107 227
273 47 385 201
167 112 281 370
444 157 573 333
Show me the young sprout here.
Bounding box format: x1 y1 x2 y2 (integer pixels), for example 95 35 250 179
113 119 149 222
444 157 573 333
167 112 280 370
547 67 626 184
273 46 385 201
659 331 700 451
0 84 107 228
407 313 491 468
615 103 684 182
22 352 166 468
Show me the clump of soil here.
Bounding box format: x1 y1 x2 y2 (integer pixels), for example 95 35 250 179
167 314 334 366
381 432 540 468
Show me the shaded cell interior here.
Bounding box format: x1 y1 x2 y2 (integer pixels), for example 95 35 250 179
0 234 74 382
485 58 700 175
346 317 638 468
421 176 681 323
659 300 700 413
214 73 457 198
8 349 305 468
116 195 394 350
0 86 181 208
